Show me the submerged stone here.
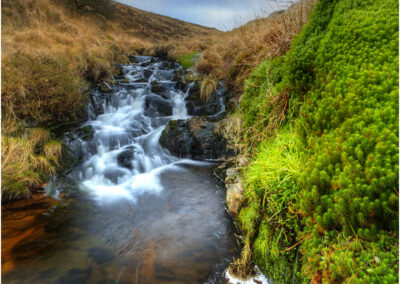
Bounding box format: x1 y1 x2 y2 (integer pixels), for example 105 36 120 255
58 268 92 284
88 247 114 264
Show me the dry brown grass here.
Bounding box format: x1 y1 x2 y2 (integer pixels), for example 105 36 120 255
1 0 217 126
194 0 316 97
200 78 217 102
1 0 217 200
229 237 255 279
1 128 62 200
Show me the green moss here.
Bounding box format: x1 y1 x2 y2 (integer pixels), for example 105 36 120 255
239 56 290 144
176 52 199 68
291 0 398 281
234 0 398 282
238 202 259 236
238 126 304 282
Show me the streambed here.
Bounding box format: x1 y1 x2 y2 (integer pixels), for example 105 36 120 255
2 56 240 283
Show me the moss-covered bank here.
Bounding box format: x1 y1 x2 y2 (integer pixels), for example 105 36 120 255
230 0 399 282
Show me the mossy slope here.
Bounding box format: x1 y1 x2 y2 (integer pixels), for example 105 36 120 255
235 0 399 282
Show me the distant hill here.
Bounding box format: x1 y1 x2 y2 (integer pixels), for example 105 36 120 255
114 2 220 42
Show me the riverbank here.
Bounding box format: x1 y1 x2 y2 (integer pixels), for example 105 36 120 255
217 0 399 282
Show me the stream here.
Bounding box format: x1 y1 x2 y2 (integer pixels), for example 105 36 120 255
2 56 240 283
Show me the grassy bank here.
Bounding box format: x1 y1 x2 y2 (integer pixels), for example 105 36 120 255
223 0 398 282
195 0 315 98
1 0 216 200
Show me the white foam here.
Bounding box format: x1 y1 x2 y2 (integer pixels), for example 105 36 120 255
224 267 270 284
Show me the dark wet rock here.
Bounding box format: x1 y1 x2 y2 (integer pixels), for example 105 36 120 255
58 268 92 284
150 81 168 98
173 70 187 91
187 118 233 159
128 119 148 138
134 78 148 83
75 125 95 141
142 69 153 80
98 81 113 93
45 176 81 197
114 65 125 80
140 61 152 67
117 147 135 169
126 55 138 63
214 159 236 181
160 61 178 70
103 168 128 183
122 83 148 90
159 120 200 158
75 105 90 124
185 83 221 116
60 138 85 172
160 118 234 160
89 91 110 116
144 95 173 117
88 247 114 264
58 143 79 176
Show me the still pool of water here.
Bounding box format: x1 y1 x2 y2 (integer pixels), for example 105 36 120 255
2 163 239 284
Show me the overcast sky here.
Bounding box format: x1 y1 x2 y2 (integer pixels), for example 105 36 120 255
116 0 292 31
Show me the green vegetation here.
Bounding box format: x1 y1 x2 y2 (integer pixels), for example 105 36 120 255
176 52 199 68
238 126 304 281
233 0 399 282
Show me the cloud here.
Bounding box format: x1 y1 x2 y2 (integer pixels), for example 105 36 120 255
116 0 289 31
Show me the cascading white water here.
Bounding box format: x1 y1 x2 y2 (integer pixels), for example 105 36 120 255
78 56 197 202
4 56 244 284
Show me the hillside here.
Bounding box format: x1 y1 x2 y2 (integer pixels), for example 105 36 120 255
1 0 218 200
114 2 220 42
194 0 315 97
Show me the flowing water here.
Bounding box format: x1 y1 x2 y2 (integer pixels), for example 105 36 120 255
2 56 239 283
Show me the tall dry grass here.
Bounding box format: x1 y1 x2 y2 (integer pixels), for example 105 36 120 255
1 128 62 200
1 0 216 200
195 0 316 97
200 78 217 102
2 0 147 126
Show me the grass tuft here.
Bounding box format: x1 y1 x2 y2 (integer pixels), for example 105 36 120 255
1 129 62 200
200 77 217 102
